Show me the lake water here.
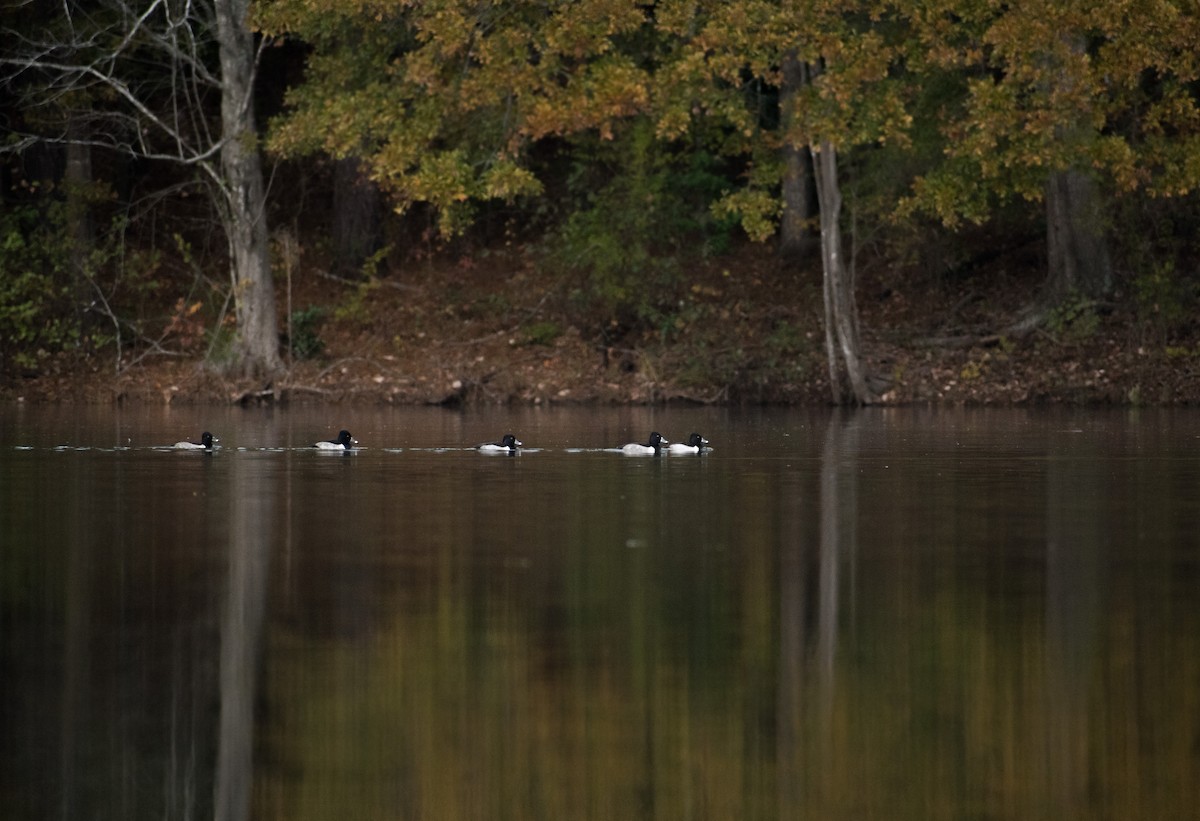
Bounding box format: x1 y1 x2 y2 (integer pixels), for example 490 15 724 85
2 404 1199 820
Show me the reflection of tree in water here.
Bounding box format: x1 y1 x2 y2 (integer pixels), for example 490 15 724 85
214 455 273 821
777 410 860 813
1044 436 1106 814
818 411 859 709
14 450 229 820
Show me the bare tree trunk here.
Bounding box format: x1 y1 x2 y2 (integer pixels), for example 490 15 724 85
2 0 284 378
333 156 383 277
812 141 875 405
215 0 281 378
1041 31 1113 309
64 116 93 320
1044 168 1113 305
779 53 817 263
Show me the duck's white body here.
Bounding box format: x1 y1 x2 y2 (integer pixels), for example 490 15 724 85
668 433 709 454
621 432 668 456
478 434 522 453
314 430 357 450
175 432 217 450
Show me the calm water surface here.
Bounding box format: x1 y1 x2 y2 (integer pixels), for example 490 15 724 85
2 405 1199 820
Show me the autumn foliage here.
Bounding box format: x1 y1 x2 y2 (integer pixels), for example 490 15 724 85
3 1 1200 399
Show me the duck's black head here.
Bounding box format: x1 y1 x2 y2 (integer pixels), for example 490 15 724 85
687 433 708 448
200 431 215 449
500 433 521 450
648 431 667 450
336 430 355 448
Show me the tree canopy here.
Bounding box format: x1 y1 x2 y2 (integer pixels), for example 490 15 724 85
256 0 1200 246
901 0 1200 226
255 0 658 235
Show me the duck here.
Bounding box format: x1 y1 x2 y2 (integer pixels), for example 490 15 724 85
175 431 218 450
478 433 522 453
314 429 357 450
621 431 668 455
669 433 709 454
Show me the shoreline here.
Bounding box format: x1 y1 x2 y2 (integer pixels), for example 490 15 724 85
4 247 1198 408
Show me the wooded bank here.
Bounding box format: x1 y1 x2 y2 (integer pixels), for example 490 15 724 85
1 1 1198 405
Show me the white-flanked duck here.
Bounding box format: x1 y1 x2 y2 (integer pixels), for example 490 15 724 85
621 432 668 456
314 430 357 450
669 433 710 454
478 433 522 453
175 432 218 450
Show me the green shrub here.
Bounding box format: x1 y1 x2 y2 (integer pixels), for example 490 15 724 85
289 306 326 359
522 320 561 347
1133 261 1192 340
1046 292 1100 343
545 118 734 336
334 277 381 326
0 202 78 370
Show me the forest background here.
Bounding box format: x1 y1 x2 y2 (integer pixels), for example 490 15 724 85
1 0 1199 406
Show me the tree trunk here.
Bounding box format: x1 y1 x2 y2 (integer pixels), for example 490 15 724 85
1044 167 1113 305
215 0 281 378
779 52 817 262
64 116 94 323
1041 30 1113 308
812 141 875 405
333 156 383 277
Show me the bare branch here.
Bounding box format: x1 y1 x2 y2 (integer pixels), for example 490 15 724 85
109 0 166 63
0 0 230 190
0 52 227 189
3 0 281 375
